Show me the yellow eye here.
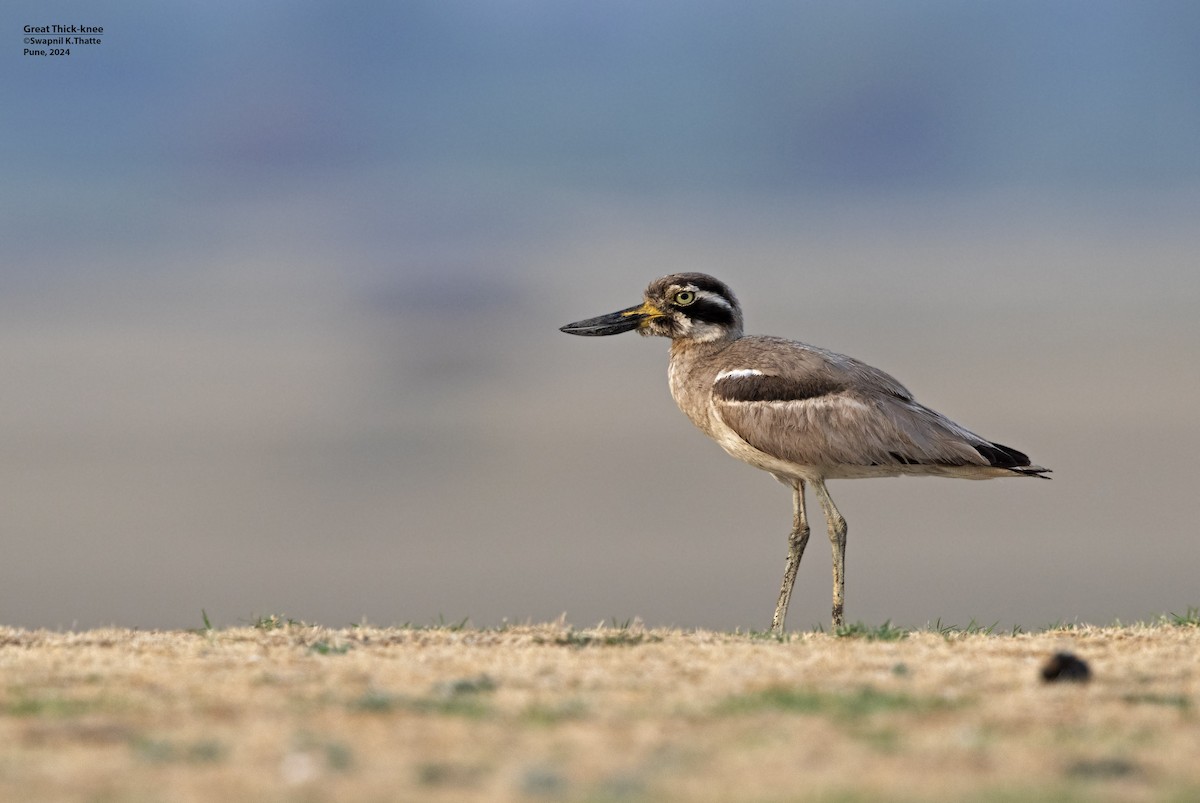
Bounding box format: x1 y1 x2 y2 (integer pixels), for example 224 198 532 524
673 290 697 306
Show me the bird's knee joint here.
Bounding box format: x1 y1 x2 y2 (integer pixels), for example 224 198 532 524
828 516 846 539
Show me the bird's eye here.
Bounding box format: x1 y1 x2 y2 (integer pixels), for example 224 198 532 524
673 290 697 306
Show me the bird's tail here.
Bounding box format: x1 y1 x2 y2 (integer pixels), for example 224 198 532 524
976 440 1052 479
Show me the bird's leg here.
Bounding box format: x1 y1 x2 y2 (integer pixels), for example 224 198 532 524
812 480 848 629
771 479 809 635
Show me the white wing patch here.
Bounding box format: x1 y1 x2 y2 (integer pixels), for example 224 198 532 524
714 368 765 381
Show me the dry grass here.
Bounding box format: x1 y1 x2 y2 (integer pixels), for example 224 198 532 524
2 617 1199 802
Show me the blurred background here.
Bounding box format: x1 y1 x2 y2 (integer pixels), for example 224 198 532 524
3 1 1198 631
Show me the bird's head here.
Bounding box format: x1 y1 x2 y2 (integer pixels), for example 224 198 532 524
559 273 743 343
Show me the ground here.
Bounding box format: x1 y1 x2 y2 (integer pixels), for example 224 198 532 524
1 617 1198 802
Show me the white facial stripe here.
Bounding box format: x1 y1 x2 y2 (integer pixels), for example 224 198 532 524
695 290 733 310
668 285 733 311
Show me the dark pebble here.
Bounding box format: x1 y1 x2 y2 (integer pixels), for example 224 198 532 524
1041 651 1091 683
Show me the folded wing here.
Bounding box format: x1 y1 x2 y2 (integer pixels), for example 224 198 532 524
710 341 1043 475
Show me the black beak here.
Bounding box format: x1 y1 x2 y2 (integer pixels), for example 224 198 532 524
559 304 650 336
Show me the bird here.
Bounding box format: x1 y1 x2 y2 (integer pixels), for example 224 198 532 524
559 272 1049 633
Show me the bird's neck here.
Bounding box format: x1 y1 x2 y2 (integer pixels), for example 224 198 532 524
669 331 741 363
667 333 740 436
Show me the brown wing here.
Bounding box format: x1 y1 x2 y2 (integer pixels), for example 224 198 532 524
709 338 1016 470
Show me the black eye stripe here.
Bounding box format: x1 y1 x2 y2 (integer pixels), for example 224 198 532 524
680 297 736 326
